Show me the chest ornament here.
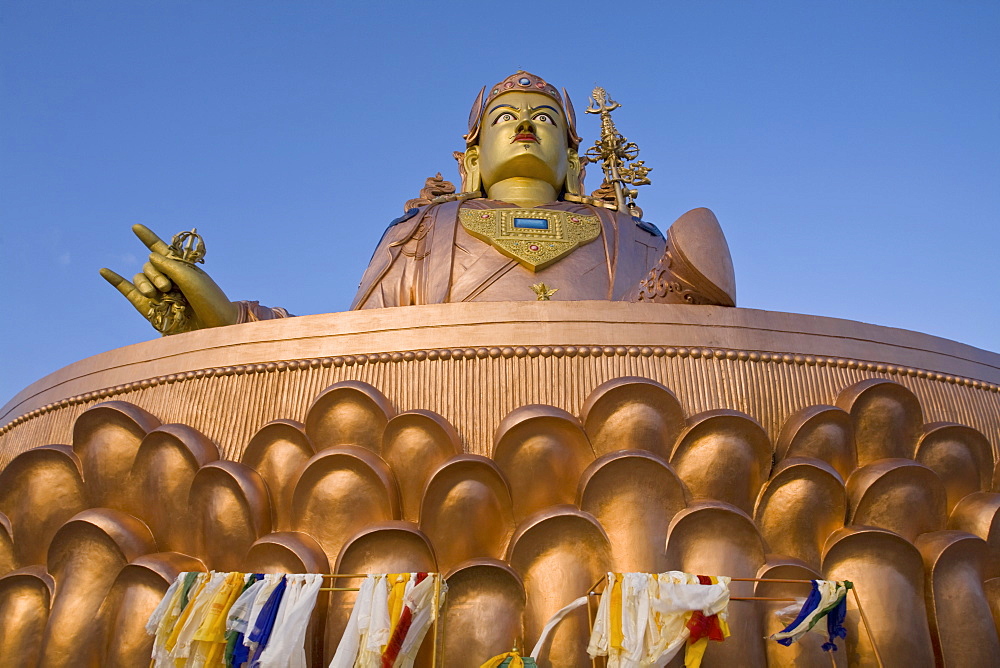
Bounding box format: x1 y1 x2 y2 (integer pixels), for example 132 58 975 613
458 207 602 271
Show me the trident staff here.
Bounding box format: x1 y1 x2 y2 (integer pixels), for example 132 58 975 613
584 86 652 217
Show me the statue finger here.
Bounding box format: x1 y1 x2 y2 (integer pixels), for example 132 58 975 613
133 272 160 299
143 260 174 293
148 251 197 287
132 224 172 255
100 268 152 313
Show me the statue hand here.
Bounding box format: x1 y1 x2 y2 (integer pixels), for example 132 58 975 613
100 224 238 334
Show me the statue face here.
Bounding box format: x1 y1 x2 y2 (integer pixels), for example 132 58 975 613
477 91 569 191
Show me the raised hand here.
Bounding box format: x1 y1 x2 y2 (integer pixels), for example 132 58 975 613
100 224 238 335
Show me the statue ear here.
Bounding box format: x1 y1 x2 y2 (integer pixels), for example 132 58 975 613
462 146 482 195
564 148 584 196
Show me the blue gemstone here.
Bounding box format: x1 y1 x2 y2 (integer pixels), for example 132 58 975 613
513 217 549 230
518 77 530 85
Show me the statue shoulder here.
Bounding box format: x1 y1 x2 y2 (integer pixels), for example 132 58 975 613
385 192 478 232
561 194 665 240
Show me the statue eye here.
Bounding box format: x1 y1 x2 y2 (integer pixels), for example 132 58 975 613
492 112 516 124
533 113 554 124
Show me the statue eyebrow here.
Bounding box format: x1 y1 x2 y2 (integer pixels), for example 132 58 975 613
531 105 561 115
489 104 520 114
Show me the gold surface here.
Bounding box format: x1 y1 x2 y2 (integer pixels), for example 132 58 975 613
665 502 767 666
240 420 314 531
0 444 86 567
189 460 271 572
0 303 999 665
382 410 462 522
916 530 1000 666
578 451 688 572
442 560 525 663
846 459 947 542
775 405 856 480
131 423 218 553
915 422 994 512
493 406 594 521
290 446 399 568
754 560 843 668
838 378 925 466
0 566 54 666
458 207 601 271
326 523 436 665
670 410 771 514
580 376 684 461
419 455 514 572
41 508 156 666
754 458 846 570
242 532 328 667
97 553 205 667
508 508 611 668
823 527 936 666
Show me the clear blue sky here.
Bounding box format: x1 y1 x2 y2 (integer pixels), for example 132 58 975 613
2 1 998 405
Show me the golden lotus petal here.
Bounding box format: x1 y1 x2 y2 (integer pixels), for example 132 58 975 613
915 422 994 512
290 446 399 568
305 380 394 453
420 454 513 572
241 419 315 531
0 566 54 666
493 405 594 521
188 461 271 571
837 379 923 466
442 559 526 664
665 501 767 667
383 410 462 522
0 444 86 567
776 404 856 480
72 401 160 510
40 508 156 666
948 491 1000 561
0 512 13 576
915 530 1000 665
95 552 206 668
244 531 330 574
507 507 611 668
130 423 218 553
243 532 329 667
578 450 688 572
670 409 771 514
580 376 684 460
326 522 437 665
986 577 1000 637
754 457 846 570
823 526 935 666
846 459 946 542
754 558 838 668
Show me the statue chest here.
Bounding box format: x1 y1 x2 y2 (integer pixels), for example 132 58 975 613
458 207 602 271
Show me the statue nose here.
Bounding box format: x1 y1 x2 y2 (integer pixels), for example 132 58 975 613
516 119 536 134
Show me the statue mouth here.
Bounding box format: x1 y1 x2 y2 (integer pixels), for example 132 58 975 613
511 132 538 143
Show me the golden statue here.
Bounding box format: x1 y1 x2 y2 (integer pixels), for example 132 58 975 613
100 72 736 333
1 71 998 667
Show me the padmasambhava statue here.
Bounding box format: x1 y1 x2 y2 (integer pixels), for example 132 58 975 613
101 72 737 333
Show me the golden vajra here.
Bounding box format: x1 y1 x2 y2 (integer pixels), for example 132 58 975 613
148 229 206 335
530 283 558 301
584 86 652 218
